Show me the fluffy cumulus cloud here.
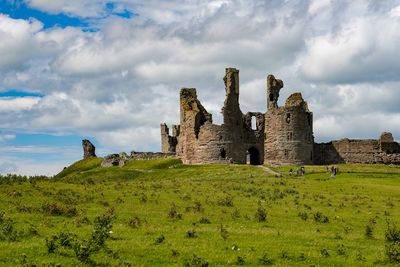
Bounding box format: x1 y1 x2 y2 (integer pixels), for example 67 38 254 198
0 0 400 175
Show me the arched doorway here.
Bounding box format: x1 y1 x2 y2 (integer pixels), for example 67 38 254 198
247 147 260 165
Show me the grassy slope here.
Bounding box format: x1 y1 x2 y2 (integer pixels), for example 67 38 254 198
0 159 399 266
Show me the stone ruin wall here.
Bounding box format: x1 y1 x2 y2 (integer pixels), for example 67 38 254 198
314 132 400 165
162 68 265 165
161 124 179 153
264 75 314 165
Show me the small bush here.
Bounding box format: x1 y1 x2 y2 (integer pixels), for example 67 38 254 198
45 212 114 263
320 248 330 257
186 229 197 238
199 217 211 224
385 221 400 243
91 213 114 248
168 204 183 220
236 256 245 265
314 212 329 223
154 234 165 245
184 254 209 267
385 221 400 263
217 195 234 207
41 202 77 217
0 211 18 241
73 241 92 263
259 253 274 265
255 207 267 222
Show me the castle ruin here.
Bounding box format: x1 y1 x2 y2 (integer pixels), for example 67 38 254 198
161 68 400 165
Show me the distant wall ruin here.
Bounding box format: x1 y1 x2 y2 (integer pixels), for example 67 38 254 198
314 133 400 165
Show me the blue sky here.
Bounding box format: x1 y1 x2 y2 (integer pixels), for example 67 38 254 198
1 0 400 175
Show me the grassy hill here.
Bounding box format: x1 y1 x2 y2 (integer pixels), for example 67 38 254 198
0 158 399 266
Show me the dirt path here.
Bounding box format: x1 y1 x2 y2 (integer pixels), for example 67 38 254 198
258 165 283 177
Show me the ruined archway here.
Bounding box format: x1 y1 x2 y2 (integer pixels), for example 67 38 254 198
247 147 261 165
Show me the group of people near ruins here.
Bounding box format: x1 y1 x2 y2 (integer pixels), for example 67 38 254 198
289 166 305 176
327 165 339 177
287 165 340 177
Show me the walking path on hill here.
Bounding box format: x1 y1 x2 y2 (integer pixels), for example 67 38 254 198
258 165 283 177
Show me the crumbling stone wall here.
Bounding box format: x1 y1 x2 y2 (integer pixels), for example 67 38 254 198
160 123 178 153
314 134 400 165
166 68 265 165
264 75 314 165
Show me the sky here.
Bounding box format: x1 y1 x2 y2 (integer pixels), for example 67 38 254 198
0 0 400 176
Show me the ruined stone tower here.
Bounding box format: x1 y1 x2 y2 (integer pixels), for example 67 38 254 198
161 67 400 166
82 139 96 159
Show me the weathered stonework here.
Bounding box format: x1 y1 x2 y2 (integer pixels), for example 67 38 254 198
161 67 400 166
82 139 96 159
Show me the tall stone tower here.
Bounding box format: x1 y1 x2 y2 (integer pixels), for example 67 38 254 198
264 75 314 165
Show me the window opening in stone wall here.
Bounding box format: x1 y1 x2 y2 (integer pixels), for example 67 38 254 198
287 132 293 141
284 149 288 159
269 93 274 101
286 113 291 123
220 148 226 159
310 151 313 161
251 116 257 130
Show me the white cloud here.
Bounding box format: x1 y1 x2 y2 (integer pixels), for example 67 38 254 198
389 5 400 17
308 0 331 15
299 14 400 83
0 97 41 111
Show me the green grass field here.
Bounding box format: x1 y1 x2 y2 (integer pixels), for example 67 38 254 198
0 158 399 266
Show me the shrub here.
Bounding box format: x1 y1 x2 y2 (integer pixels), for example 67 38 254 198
154 234 165 245
255 207 267 222
320 248 330 257
41 202 77 217
314 212 329 223
236 256 245 265
199 217 211 224
73 241 92 263
193 201 204 212
385 221 400 263
92 213 114 248
168 204 183 220
186 229 197 238
184 254 209 267
217 195 234 207
45 213 114 263
0 211 18 241
259 253 274 265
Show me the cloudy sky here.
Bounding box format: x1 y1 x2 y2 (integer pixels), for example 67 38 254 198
0 0 400 175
